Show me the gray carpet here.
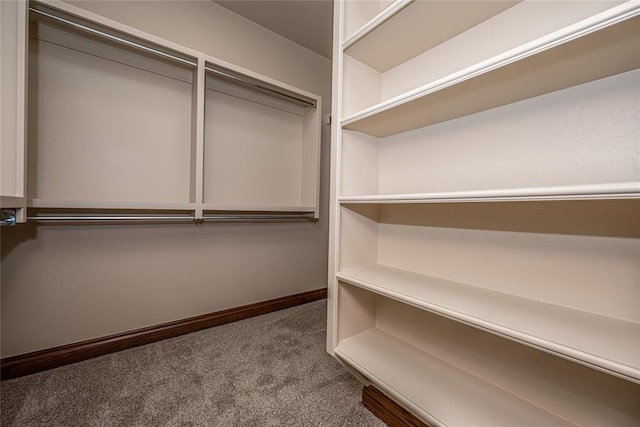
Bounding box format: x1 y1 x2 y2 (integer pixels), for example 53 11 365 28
1 300 384 426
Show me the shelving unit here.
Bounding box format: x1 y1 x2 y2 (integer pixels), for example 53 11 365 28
342 3 640 137
335 285 640 426
14 0 322 224
336 329 575 427
329 0 640 425
338 263 639 382
1 0 28 223
202 65 320 213
339 182 640 204
342 0 519 73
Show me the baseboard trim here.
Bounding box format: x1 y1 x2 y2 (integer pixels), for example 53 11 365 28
1 288 327 380
362 386 431 427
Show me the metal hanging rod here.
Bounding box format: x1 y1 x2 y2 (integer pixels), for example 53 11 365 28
29 7 316 108
205 66 317 108
28 213 316 223
29 7 197 68
202 213 316 222
28 215 196 222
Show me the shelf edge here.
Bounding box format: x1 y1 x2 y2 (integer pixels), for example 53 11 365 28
338 183 640 204
335 346 442 427
337 269 640 384
341 0 413 51
340 1 640 129
28 198 196 210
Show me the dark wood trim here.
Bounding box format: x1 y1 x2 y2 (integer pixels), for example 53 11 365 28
362 385 432 427
1 287 327 380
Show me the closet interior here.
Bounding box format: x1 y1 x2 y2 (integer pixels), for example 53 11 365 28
1 0 322 224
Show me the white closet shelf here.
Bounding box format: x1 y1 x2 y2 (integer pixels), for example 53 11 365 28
1 196 26 208
337 264 640 383
335 328 574 427
342 0 411 50
28 198 195 210
339 183 640 204
201 204 316 213
343 0 519 73
341 2 640 138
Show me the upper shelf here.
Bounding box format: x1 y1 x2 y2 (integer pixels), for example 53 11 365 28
28 198 196 211
337 264 640 384
343 0 519 73
339 182 640 204
342 2 640 138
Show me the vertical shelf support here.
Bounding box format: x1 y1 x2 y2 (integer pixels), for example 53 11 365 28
193 57 206 220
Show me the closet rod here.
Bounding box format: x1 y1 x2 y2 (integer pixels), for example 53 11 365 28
29 7 197 68
205 66 317 108
28 214 315 222
202 213 316 222
28 215 196 222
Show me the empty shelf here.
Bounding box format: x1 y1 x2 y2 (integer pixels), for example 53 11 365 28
343 0 518 73
336 328 574 427
337 264 640 382
339 182 640 204
342 4 640 137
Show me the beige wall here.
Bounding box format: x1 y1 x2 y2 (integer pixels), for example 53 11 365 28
0 0 332 358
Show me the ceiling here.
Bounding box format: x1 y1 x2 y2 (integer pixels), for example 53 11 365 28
214 0 334 59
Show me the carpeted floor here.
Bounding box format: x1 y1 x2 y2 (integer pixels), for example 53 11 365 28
1 300 384 426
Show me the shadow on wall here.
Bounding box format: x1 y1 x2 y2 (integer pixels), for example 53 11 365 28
343 199 640 238
1 222 38 260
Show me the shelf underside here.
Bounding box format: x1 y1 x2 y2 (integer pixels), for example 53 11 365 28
344 0 519 73
337 264 640 383
343 12 640 138
336 328 574 427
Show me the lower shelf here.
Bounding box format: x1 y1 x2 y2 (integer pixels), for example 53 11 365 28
336 328 573 427
338 264 640 383
335 283 640 426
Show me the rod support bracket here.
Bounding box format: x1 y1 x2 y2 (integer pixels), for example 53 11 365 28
1 209 17 226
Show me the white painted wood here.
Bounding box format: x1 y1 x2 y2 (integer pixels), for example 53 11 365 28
342 0 397 43
203 78 304 208
343 4 640 137
341 55 381 119
327 0 346 354
339 182 640 203
342 69 640 198
381 0 624 102
301 103 321 218
339 130 379 197
375 296 640 426
193 58 206 219
344 0 519 73
342 0 411 51
28 198 195 211
0 0 28 221
200 204 315 213
1 196 26 207
28 21 194 205
375 217 639 323
27 0 322 215
331 2 640 421
336 281 376 344
336 328 575 427
338 264 640 383
338 205 379 270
